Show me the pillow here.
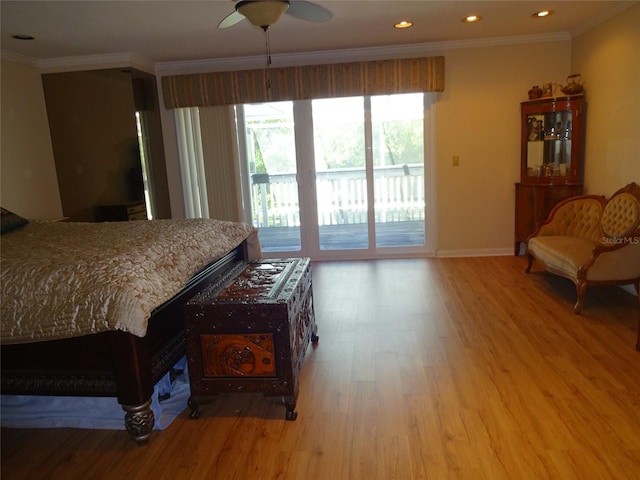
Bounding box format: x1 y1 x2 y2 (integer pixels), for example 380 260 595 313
1 207 29 234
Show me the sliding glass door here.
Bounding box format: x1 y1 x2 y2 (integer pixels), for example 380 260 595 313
371 94 426 247
312 97 369 250
243 102 302 252
239 93 431 259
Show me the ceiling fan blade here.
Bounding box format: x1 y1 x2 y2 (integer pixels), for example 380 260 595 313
218 10 245 29
286 1 332 22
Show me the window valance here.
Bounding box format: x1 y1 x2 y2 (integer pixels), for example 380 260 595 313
162 56 444 109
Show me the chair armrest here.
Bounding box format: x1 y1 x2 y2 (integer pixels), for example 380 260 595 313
580 231 640 281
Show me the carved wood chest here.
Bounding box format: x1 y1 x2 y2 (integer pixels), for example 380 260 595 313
184 257 318 420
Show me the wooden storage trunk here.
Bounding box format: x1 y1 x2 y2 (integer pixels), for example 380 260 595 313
184 257 318 420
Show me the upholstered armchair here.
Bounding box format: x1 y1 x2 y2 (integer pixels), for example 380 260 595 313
526 183 640 348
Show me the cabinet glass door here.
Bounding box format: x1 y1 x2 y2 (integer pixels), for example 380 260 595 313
525 110 572 179
521 95 584 185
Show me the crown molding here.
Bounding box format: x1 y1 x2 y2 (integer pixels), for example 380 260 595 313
1 51 154 74
1 50 39 67
154 32 570 76
37 52 155 74
2 32 570 76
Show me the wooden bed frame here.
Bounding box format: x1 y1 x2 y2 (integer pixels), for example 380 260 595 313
1 241 249 445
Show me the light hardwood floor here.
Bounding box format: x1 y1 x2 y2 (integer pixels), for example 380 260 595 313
2 256 639 479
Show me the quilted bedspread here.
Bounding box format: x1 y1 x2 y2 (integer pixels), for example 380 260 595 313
1 219 260 344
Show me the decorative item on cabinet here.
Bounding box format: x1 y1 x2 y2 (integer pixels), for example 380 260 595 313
542 81 556 97
561 74 584 96
514 94 586 255
528 85 543 100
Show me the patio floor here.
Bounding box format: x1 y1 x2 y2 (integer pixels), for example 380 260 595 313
257 221 425 252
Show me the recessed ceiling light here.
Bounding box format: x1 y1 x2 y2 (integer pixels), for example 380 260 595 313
532 10 554 18
462 15 482 23
394 20 413 29
11 34 35 40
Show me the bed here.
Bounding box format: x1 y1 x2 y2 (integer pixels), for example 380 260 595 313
0 213 261 444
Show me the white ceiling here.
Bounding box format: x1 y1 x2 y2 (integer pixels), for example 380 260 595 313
1 1 636 69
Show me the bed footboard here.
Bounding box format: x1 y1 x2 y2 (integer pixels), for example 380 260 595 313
1 241 249 444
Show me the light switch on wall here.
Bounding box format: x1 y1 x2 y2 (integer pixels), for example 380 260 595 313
452 155 460 166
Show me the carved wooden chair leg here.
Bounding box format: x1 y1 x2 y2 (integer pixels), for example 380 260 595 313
525 254 534 273
574 280 587 314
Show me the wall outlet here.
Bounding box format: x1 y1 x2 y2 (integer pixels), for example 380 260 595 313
452 155 460 166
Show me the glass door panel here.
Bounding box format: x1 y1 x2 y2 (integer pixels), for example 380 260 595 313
243 102 301 252
239 94 431 257
311 97 368 250
371 94 425 247
525 110 572 177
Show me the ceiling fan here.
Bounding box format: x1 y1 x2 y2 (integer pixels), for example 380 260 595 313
218 0 333 31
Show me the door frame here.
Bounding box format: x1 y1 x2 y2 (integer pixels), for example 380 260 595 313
237 93 437 261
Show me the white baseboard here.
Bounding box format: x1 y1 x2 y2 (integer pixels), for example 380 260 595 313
436 248 514 258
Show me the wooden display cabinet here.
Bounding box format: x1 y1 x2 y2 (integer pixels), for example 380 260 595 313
514 95 586 255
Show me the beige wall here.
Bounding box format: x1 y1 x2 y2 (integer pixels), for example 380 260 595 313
572 2 640 196
2 5 637 252
433 3 639 254
434 40 571 255
0 60 63 218
159 38 573 255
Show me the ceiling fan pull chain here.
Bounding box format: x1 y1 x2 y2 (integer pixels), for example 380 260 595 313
264 26 272 89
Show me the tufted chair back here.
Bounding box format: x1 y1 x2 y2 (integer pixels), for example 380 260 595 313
601 191 640 240
540 197 604 241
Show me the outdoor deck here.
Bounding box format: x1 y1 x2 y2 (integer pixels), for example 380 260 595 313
257 220 425 252
251 164 426 254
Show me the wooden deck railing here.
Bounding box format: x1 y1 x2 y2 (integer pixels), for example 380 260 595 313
251 164 424 227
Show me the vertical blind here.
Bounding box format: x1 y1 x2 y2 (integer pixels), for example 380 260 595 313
199 106 244 222
174 108 209 218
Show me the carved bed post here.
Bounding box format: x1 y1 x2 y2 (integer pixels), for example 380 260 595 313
122 399 155 444
109 331 155 445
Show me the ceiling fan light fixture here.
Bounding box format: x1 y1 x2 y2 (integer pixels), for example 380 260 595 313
237 1 290 29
